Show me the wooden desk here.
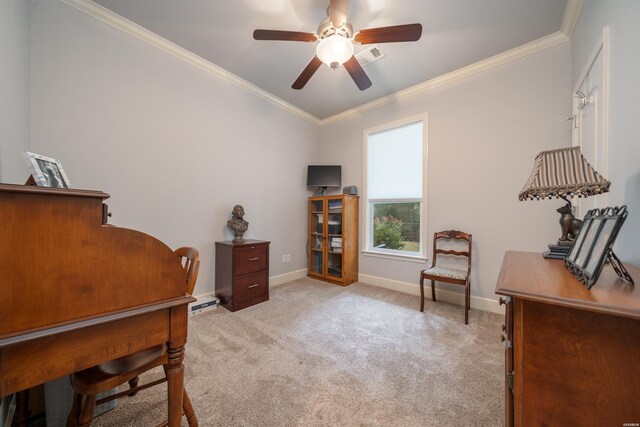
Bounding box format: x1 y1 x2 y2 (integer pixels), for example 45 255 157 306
0 184 195 426
496 251 640 427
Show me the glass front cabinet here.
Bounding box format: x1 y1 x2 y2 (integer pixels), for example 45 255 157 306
308 195 358 286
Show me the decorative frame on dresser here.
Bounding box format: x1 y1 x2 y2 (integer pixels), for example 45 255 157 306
215 240 270 311
496 251 640 427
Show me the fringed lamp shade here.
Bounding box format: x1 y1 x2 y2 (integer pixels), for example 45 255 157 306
519 146 611 201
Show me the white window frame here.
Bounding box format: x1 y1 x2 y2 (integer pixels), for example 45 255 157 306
362 113 428 262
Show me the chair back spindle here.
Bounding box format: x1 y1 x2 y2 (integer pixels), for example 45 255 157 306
175 246 200 296
431 230 472 270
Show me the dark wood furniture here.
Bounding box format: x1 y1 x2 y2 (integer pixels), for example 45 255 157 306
215 240 270 311
0 184 195 427
419 230 472 324
67 247 200 427
496 251 640 427
308 195 358 286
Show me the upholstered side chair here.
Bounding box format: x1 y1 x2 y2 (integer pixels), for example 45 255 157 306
419 230 472 324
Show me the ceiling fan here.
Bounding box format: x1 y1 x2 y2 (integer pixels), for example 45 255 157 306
253 0 422 91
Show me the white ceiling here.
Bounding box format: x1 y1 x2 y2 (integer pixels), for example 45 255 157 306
92 0 568 120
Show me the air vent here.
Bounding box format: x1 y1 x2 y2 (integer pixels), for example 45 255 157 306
355 45 385 67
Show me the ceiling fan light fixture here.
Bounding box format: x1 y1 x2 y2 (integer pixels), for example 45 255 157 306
316 35 354 69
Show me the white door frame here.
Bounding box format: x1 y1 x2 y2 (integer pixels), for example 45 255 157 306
572 26 610 215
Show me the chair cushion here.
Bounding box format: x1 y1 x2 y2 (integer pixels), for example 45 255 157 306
423 266 467 281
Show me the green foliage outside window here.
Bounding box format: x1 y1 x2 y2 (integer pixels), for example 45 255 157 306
373 216 405 249
372 202 421 252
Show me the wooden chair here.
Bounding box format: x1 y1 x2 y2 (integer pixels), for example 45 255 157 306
67 247 200 427
419 230 472 324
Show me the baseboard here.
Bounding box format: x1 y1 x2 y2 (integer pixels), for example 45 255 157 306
358 273 504 315
269 269 308 288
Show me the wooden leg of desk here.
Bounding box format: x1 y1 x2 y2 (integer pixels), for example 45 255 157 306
166 345 185 427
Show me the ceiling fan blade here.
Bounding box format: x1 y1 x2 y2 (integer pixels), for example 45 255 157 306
253 29 317 42
292 56 323 90
354 23 422 44
329 0 350 28
343 56 372 91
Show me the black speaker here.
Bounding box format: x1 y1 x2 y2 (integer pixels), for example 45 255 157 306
343 185 358 195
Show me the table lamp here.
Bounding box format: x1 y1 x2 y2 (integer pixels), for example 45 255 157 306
519 146 611 258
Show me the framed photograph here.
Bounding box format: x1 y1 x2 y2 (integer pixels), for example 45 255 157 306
574 218 603 268
564 206 630 289
565 217 591 264
24 152 71 188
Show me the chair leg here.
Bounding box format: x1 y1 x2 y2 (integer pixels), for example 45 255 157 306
78 394 96 427
465 281 470 325
127 376 140 396
431 279 436 302
67 391 83 427
183 389 198 427
419 272 425 312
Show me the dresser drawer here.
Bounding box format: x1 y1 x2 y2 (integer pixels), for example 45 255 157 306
233 271 268 303
234 245 268 275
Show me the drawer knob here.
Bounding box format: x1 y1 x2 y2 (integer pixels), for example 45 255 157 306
502 324 506 332
248 284 259 289
249 257 259 261
499 297 506 306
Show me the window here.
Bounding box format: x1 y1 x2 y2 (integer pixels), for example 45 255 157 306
364 116 427 259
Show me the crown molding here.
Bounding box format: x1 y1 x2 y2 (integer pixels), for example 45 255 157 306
320 31 569 126
60 0 571 129
560 0 584 38
60 0 322 126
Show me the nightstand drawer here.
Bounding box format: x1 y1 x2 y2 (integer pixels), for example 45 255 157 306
234 245 268 275
234 271 268 303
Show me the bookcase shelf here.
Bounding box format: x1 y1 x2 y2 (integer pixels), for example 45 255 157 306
307 195 358 286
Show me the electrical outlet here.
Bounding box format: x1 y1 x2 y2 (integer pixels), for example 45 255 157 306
281 254 286 263
286 254 291 262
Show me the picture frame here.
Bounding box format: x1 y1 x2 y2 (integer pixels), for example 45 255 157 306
24 152 71 188
564 206 630 289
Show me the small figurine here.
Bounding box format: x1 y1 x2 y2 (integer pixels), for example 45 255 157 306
557 203 582 241
227 205 249 243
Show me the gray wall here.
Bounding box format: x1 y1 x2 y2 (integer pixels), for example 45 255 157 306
319 43 572 300
0 0 31 184
16 0 640 303
30 0 320 295
572 0 640 266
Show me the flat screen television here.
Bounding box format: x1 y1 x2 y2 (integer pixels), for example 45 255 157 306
307 165 341 195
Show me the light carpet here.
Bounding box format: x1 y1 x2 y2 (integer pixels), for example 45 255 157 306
93 278 504 426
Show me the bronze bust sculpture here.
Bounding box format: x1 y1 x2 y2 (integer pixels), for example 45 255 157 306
227 205 249 243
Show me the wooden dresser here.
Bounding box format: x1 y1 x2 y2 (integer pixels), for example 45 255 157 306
496 251 640 426
215 240 270 311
